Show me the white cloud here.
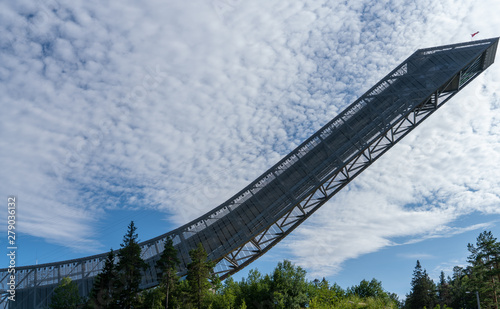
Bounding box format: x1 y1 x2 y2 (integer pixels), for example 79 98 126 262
398 253 436 260
1 0 499 272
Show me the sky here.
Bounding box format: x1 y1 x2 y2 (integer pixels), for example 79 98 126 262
1 0 500 300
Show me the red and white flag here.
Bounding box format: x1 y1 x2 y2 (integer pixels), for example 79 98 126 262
471 31 480 38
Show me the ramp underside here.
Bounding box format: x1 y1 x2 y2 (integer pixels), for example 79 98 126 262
1 37 498 308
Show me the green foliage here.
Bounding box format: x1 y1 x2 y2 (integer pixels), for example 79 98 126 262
237 268 272 308
347 278 385 299
114 221 149 309
447 266 470 308
308 278 345 309
203 263 398 309
405 260 438 309
347 278 397 308
403 230 500 309
50 277 81 309
156 237 181 309
432 304 453 309
269 260 309 309
436 271 452 308
77 228 500 309
313 294 398 309
87 249 117 308
239 299 247 309
139 287 166 309
187 242 216 309
174 278 195 308
467 230 500 309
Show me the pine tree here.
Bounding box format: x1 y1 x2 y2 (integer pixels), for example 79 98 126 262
187 242 215 309
114 221 149 309
87 249 117 308
50 277 81 309
449 266 473 309
406 260 437 309
437 271 452 307
467 231 500 309
156 237 180 309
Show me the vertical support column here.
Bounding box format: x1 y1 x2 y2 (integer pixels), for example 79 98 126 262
34 268 38 308
154 240 160 257
81 261 86 295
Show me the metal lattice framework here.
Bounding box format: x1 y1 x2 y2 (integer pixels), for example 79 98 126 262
1 37 498 309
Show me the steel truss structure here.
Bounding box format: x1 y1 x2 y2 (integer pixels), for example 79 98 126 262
1 37 498 308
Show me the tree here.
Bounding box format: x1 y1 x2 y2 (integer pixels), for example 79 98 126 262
208 276 239 309
187 242 215 309
269 260 309 309
448 266 473 309
237 268 272 308
347 278 399 308
139 287 166 309
114 221 149 309
436 271 452 308
173 278 194 309
348 278 387 299
308 278 345 309
50 277 81 309
405 260 437 309
87 249 117 308
467 231 500 309
156 237 180 309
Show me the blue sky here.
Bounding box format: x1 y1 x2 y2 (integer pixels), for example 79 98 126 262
2 0 500 300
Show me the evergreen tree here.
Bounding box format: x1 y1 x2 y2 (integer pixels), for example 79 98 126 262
467 230 500 309
187 242 215 309
87 249 117 308
156 237 180 309
139 287 166 309
114 221 149 309
449 266 473 309
405 260 437 309
174 278 194 308
50 277 81 309
437 271 452 307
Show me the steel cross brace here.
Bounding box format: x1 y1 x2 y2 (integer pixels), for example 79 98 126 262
214 80 462 279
